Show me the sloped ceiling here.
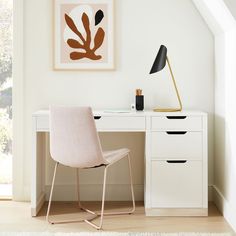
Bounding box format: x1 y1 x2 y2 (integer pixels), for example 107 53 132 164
223 0 236 21
192 0 236 35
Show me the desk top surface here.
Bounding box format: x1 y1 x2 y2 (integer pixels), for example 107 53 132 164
33 109 207 117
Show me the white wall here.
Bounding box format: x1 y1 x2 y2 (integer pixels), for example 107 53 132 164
13 0 24 200
214 29 236 231
18 0 214 201
193 0 236 231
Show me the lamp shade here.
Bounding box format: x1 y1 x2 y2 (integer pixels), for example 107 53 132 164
149 45 167 74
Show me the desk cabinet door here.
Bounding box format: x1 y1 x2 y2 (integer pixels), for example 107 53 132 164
151 160 203 208
151 131 202 160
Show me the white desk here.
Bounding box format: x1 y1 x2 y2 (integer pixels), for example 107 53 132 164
32 110 208 217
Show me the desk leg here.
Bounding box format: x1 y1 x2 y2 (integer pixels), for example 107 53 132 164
144 130 151 211
31 117 46 216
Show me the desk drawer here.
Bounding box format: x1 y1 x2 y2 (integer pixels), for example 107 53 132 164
151 160 203 208
151 131 202 160
151 116 202 131
95 116 145 130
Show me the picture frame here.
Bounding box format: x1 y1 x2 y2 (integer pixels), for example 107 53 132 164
54 0 114 70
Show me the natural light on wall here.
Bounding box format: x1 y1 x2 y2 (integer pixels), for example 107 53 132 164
0 0 12 198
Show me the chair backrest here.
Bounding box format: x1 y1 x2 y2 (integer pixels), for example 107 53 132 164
49 106 107 168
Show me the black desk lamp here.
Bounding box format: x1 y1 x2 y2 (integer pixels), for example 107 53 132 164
150 45 182 112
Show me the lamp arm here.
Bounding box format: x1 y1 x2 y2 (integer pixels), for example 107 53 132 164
166 56 182 111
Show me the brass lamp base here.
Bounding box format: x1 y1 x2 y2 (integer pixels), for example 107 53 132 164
153 107 182 112
152 57 183 113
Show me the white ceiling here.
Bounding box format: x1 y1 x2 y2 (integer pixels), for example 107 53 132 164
223 0 236 20
192 0 236 35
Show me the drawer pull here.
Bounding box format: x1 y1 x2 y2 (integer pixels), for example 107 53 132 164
167 160 187 163
166 131 187 135
166 116 187 119
94 116 102 120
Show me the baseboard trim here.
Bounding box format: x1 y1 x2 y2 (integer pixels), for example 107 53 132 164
208 185 213 201
31 192 45 217
145 208 208 216
39 184 214 202
25 184 214 202
44 184 144 201
212 185 236 232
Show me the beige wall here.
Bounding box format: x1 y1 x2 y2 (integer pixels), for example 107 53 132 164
17 0 214 200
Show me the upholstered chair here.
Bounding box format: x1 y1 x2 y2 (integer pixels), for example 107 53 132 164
46 106 135 230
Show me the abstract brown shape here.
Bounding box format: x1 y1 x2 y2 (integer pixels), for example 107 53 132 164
70 52 87 60
65 12 105 61
82 13 91 47
70 51 101 60
67 39 84 49
93 27 105 52
65 14 85 44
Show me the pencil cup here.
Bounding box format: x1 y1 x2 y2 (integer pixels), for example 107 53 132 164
136 95 144 111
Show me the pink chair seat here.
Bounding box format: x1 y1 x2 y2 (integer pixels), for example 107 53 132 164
103 148 130 164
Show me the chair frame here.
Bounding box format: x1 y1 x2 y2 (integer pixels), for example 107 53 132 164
46 153 135 230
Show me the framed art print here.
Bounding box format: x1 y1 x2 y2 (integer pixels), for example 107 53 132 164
54 0 114 70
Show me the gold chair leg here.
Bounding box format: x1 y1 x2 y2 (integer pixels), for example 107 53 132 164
46 163 97 224
128 153 136 214
97 154 135 216
46 162 58 224
85 154 136 230
76 168 81 208
46 154 135 229
76 168 97 216
84 165 108 230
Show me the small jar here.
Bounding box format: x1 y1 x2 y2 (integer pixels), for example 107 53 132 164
135 95 144 111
